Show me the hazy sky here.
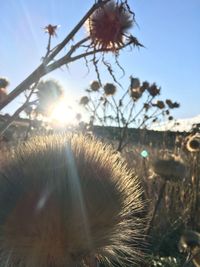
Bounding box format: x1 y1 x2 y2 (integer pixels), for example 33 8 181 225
1 0 200 119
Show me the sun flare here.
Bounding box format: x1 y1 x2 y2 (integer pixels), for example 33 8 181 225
49 98 77 126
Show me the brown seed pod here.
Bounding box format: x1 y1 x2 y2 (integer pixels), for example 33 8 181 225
140 81 149 93
155 100 165 109
103 83 116 96
0 134 146 267
90 81 101 91
179 230 200 267
130 77 140 89
186 133 200 152
88 1 133 51
147 83 160 97
36 80 64 115
130 88 142 101
80 96 90 105
152 158 186 181
0 77 9 88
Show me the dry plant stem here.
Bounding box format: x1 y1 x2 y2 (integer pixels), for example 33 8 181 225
0 0 111 111
146 180 167 237
117 102 135 151
0 85 37 136
191 153 200 228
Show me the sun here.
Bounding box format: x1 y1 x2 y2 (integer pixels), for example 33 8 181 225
49 98 77 126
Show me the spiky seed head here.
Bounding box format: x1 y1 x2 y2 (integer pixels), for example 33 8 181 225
130 88 142 101
186 134 200 152
0 134 146 267
172 102 180 108
36 80 64 115
140 81 149 93
90 81 101 91
179 230 200 252
88 1 133 51
130 77 140 89
179 230 200 267
103 83 116 96
166 99 174 109
152 158 186 181
0 77 9 88
44 24 59 36
79 96 90 105
147 83 160 97
155 100 165 109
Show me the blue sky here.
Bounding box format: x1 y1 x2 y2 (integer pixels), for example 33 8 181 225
1 0 200 119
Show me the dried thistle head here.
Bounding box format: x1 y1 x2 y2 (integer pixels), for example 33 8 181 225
103 83 116 96
147 83 160 97
166 99 180 109
0 77 9 89
140 81 149 93
36 80 64 115
152 158 186 181
90 80 101 92
0 134 146 267
186 134 200 152
88 0 134 51
130 77 140 89
130 88 142 101
152 100 165 109
80 96 90 105
179 230 200 267
44 24 59 37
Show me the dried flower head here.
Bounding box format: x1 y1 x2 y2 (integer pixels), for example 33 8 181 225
88 1 133 51
166 99 180 109
0 134 146 267
130 88 142 101
168 116 173 121
130 77 140 89
179 230 200 267
103 83 116 96
90 81 101 91
0 77 9 88
153 158 186 181
36 80 64 115
44 24 59 36
165 99 174 109
140 81 149 93
147 83 160 97
186 134 200 152
153 100 165 109
80 96 90 105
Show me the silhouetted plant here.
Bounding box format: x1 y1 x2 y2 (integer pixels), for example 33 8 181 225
0 0 142 135
79 77 180 151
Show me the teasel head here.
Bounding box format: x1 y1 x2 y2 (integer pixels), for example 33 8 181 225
152 158 186 182
147 83 160 97
130 88 142 101
103 83 116 96
0 77 9 89
87 0 134 52
80 96 90 105
179 230 200 267
90 81 101 92
36 79 64 115
186 133 200 152
0 134 146 267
